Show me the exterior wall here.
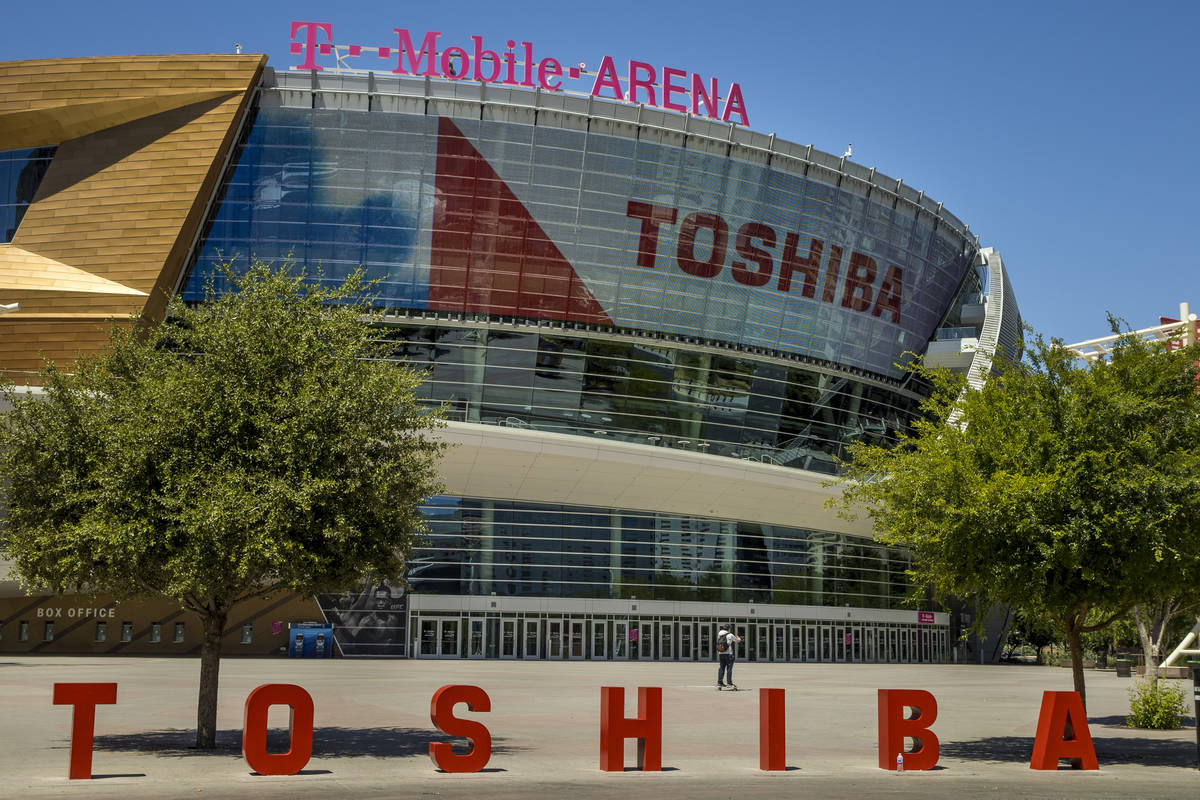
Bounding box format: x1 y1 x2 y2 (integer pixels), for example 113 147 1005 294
0 592 321 656
0 55 265 378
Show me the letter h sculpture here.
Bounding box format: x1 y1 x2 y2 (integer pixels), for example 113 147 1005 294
600 686 662 771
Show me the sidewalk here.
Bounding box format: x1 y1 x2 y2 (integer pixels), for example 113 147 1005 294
1 656 1196 799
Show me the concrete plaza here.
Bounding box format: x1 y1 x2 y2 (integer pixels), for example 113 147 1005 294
0 655 1197 799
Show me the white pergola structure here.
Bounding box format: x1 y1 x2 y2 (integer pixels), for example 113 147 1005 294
1064 302 1197 361
1066 301 1198 671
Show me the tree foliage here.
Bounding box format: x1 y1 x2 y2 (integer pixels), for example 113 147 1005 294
0 261 445 745
834 327 1200 709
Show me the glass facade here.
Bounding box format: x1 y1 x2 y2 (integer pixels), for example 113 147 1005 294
386 322 922 470
0 146 56 242
179 74 971 660
410 498 915 610
184 80 977 380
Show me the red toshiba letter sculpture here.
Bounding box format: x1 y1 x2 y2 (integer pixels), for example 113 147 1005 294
600 686 662 771
877 689 939 770
242 684 315 775
1030 691 1098 770
429 684 492 772
759 688 786 770
52 682 118 779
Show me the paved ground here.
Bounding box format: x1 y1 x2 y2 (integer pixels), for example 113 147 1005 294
0 656 1197 799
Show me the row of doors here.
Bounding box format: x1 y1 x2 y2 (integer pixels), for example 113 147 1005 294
416 616 946 662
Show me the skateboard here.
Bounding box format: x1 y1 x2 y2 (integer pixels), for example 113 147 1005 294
716 684 743 691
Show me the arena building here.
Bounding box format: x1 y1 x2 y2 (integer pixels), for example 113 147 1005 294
0 48 1020 663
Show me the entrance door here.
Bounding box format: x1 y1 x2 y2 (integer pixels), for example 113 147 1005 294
439 618 460 658
468 618 486 658
659 622 674 660
820 625 832 661
638 622 653 660
548 620 565 659
568 619 586 659
773 624 786 662
592 621 608 659
790 624 803 661
756 624 769 661
613 621 629 659
806 626 818 661
864 628 875 663
417 617 461 658
523 619 540 659
500 620 517 659
680 622 693 661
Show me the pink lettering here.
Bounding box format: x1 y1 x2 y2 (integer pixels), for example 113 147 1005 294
289 21 332 71
721 82 749 126
628 61 657 106
691 74 719 118
662 67 688 113
392 29 441 76
590 55 625 101
538 57 563 90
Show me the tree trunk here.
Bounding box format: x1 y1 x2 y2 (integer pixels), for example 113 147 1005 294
1132 605 1159 686
1065 616 1088 712
196 607 228 749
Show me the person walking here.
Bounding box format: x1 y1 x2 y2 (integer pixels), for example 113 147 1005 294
716 623 742 688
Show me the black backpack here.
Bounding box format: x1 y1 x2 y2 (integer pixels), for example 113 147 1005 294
716 631 729 653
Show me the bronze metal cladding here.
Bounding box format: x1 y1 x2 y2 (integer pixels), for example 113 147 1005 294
0 55 266 379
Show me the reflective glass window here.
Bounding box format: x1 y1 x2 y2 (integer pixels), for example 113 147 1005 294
0 146 56 242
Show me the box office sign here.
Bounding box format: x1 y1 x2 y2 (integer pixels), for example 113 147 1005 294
289 21 751 125
36 606 116 619
52 681 1101 779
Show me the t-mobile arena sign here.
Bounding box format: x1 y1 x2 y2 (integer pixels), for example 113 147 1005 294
289 21 751 126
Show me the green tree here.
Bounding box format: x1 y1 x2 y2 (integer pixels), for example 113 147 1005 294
0 262 445 747
1007 608 1059 664
834 327 1200 709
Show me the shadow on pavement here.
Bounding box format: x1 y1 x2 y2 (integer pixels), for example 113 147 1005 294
1087 714 1196 729
941 735 1197 767
94 727 524 759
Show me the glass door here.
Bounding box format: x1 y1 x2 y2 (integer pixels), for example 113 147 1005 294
638 622 653 660
439 618 460 658
659 622 674 660
523 618 540 659
468 618 486 659
680 622 693 661
569 619 586 659
613 621 629 659
548 619 564 659
806 626 818 661
773 624 786 662
700 625 711 660
790 625 803 661
756 623 769 661
500 619 517 658
592 620 608 659
820 625 832 661
419 618 438 657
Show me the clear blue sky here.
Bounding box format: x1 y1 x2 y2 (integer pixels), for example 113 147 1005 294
5 0 1196 344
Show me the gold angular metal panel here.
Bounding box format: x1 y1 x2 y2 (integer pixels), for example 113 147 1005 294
0 54 265 380
0 90 240 149
0 246 147 295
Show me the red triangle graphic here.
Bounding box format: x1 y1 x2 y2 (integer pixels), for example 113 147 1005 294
430 117 612 325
